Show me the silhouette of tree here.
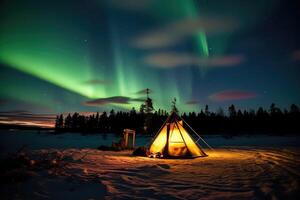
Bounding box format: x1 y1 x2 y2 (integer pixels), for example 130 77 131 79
55 114 64 131
139 104 146 113
290 104 299 114
54 103 300 135
228 104 237 118
205 105 210 116
95 112 100 128
130 107 136 116
71 112 79 130
171 98 178 113
100 112 108 132
270 103 282 116
64 114 72 129
145 88 154 114
216 107 224 117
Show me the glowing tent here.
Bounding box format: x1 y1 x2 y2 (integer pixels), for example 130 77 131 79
148 112 209 158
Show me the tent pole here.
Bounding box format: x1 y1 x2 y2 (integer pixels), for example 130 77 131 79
163 123 170 157
179 116 214 150
164 120 176 157
174 120 191 156
146 113 172 147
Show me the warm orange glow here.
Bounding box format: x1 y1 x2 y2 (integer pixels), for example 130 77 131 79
149 125 167 154
149 120 205 157
168 123 188 157
178 122 203 157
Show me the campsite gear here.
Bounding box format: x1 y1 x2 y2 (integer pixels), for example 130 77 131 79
123 129 136 149
132 146 148 156
148 111 209 158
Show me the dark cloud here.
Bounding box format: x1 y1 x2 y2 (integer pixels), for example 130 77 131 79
133 16 239 49
0 111 56 120
209 90 258 102
84 79 111 85
0 110 33 116
0 111 56 127
84 96 144 106
144 52 245 68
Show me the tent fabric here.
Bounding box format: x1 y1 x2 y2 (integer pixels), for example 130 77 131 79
149 112 207 158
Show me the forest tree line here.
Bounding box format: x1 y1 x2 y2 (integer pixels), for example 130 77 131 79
55 103 300 135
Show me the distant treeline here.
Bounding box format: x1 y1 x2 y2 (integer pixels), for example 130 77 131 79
55 103 300 135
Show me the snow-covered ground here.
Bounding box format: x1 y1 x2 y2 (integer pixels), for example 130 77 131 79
2 147 299 200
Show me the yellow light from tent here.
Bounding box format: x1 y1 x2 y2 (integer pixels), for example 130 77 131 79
149 120 204 157
169 128 183 143
168 122 188 156
178 123 202 157
149 125 167 154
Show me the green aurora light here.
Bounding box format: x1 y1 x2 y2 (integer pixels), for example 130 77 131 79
0 0 289 114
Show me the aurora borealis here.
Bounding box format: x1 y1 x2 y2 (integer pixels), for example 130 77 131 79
0 0 300 127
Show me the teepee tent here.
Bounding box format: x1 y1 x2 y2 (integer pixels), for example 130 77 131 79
148 111 210 158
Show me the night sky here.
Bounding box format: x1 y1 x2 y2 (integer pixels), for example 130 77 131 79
0 0 300 127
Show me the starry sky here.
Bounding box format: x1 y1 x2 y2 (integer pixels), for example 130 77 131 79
0 0 300 127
